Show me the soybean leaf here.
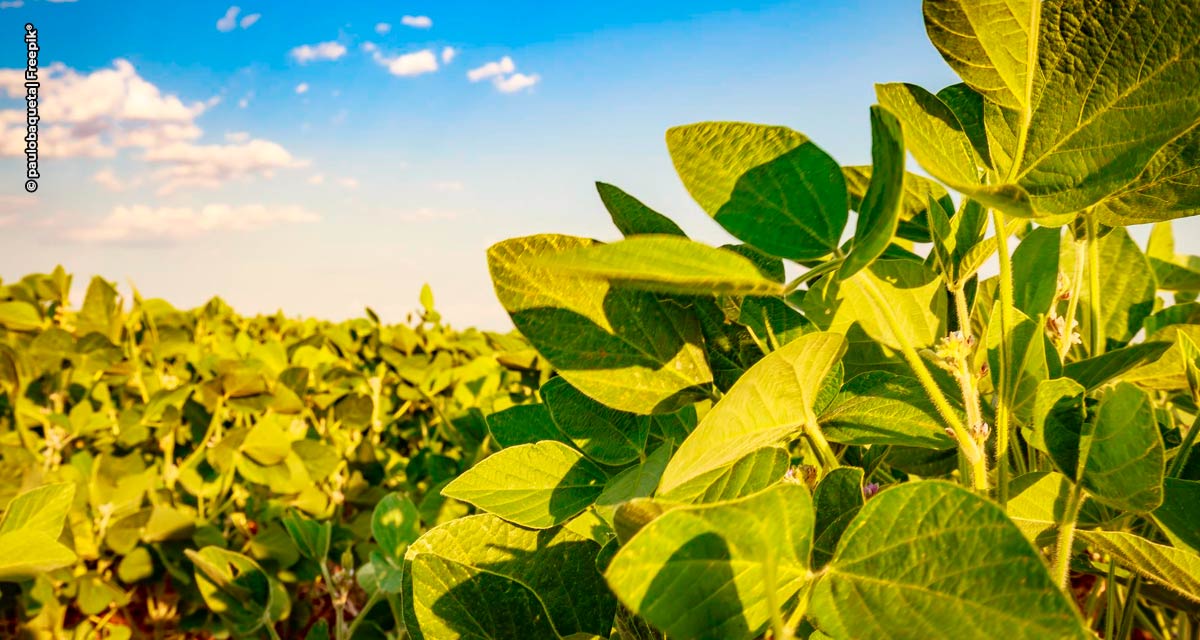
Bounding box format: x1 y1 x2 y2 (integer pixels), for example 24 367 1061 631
803 259 948 351
489 234 712 414
842 167 952 242
596 182 686 237
923 0 1034 112
605 484 815 640
818 371 957 449
536 235 782 297
809 481 1088 639
441 441 607 528
840 106 906 280
812 467 865 569
410 554 563 639
937 83 990 164
0 482 75 539
1153 479 1200 552
1007 471 1098 545
0 300 43 332
1095 126 1200 226
186 547 273 637
657 332 846 494
1125 325 1200 391
987 304 1055 421
594 444 673 524
656 446 790 505
0 531 78 582
1079 531 1200 604
281 511 331 561
372 493 421 562
543 377 651 466
1062 341 1172 391
1011 226 1061 318
486 404 571 449
667 122 848 260
404 514 615 638
1061 227 1156 349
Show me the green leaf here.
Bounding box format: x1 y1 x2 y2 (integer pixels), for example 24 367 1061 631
373 493 421 562
1007 471 1099 545
0 482 75 539
0 300 43 332
987 304 1055 420
594 444 673 524
842 167 952 242
1095 125 1200 226
441 441 607 528
819 371 957 449
404 514 615 638
486 404 570 449
543 377 650 466
839 106 906 280
1062 227 1156 348
667 122 847 260
1011 226 1061 318
809 481 1088 639
410 554 563 639
657 332 846 494
1078 531 1200 604
937 83 991 165
536 235 783 297
1153 478 1200 552
281 511 331 561
923 0 1034 112
812 467 864 569
605 484 815 640
241 419 292 466
1125 325 1200 391
1062 341 1172 390
186 546 273 637
0 531 77 581
803 259 948 351
596 182 686 237
656 446 790 504
489 234 712 414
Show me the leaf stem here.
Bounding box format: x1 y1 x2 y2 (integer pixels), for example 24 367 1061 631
991 209 1016 503
1059 238 1087 362
345 590 383 639
783 259 843 295
1085 214 1105 356
1052 483 1085 588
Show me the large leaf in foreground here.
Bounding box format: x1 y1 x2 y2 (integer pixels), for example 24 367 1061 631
605 484 814 640
809 481 1088 639
0 482 78 581
410 554 563 639
1079 531 1200 604
488 234 711 414
923 0 1034 112
441 441 607 528
657 332 846 494
803 259 947 350
667 122 847 260
1095 125 1200 225
542 377 650 466
404 515 615 638
536 235 782 297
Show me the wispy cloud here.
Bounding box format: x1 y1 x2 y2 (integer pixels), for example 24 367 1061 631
441 47 457 64
216 6 257 32
69 204 320 243
467 56 514 82
401 15 432 29
370 48 438 77
290 41 347 64
375 22 391 35
295 82 309 94
0 1 24 9
240 13 260 29
145 138 309 195
91 168 143 192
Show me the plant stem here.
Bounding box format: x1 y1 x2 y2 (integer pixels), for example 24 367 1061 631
1052 484 1085 588
1086 214 1105 356
991 209 1016 505
1059 238 1087 362
763 551 787 640
783 258 843 295
1117 576 1142 640
1105 556 1117 640
345 590 383 639
320 564 346 640
781 578 816 640
952 285 972 341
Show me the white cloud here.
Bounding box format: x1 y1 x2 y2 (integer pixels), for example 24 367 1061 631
432 180 463 192
372 49 438 77
494 72 540 93
441 47 457 64
361 42 378 53
375 22 391 35
225 131 250 143
92 169 137 192
0 1 25 9
401 15 432 29
307 174 325 185
69 204 320 243
144 138 309 195
290 41 347 64
398 208 457 223
240 13 260 28
337 177 359 189
217 6 239 32
467 56 514 82
295 82 309 94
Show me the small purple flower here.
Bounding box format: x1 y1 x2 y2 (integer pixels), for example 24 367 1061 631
862 482 880 500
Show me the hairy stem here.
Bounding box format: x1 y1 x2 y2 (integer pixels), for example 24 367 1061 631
1059 238 1087 362
1053 484 1085 588
1086 214 1105 356
992 209 1016 504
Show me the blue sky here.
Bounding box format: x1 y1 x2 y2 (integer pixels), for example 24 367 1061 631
1 1 1196 329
